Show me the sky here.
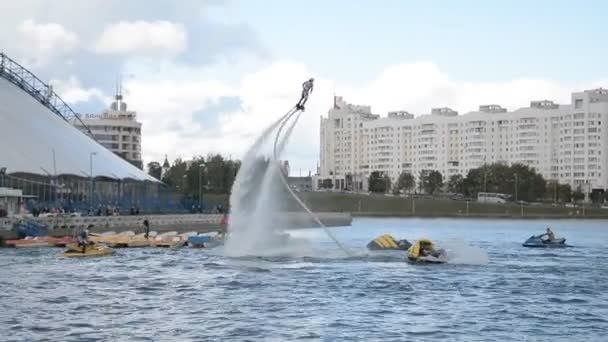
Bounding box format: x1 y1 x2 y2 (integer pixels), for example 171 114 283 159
1 0 607 175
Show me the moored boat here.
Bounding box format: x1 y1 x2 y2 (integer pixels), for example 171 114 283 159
62 243 113 257
187 232 223 248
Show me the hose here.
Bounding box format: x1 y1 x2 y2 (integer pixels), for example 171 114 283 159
272 107 352 257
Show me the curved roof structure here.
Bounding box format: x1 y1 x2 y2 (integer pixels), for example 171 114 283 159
0 71 157 182
0 53 93 136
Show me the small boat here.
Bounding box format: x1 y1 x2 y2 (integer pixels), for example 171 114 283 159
187 233 223 248
407 239 448 264
47 236 74 247
62 243 113 257
6 237 51 248
126 233 156 248
152 232 181 247
522 235 571 248
367 234 411 251
90 231 146 248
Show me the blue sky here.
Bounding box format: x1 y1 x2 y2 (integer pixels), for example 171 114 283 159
232 0 607 83
0 0 607 173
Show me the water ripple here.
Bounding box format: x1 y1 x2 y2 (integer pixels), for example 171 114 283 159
2 218 608 341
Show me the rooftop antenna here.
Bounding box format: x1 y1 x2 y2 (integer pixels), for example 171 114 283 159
116 75 123 102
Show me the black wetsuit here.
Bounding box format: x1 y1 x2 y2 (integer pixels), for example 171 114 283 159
143 220 150 239
78 229 88 253
297 80 314 109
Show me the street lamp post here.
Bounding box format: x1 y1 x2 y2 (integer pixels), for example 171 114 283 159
385 174 390 194
198 164 206 210
482 157 488 193
514 173 518 202
89 152 97 207
483 166 488 193
0 167 6 188
554 181 557 203
199 168 202 207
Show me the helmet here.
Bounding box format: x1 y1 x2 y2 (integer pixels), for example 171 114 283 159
309 77 314 82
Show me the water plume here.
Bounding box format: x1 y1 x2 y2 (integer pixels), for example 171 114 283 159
225 108 313 257
443 238 489 265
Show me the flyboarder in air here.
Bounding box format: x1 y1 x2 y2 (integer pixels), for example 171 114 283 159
296 78 314 110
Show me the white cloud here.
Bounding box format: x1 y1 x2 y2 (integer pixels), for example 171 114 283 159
121 60 603 175
49 76 109 105
339 63 573 115
17 19 79 66
95 20 187 56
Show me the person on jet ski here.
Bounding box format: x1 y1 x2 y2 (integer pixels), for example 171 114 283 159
419 241 433 257
76 225 91 253
296 78 314 110
540 227 556 241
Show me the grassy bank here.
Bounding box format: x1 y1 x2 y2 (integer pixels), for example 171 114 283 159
291 192 608 218
208 191 608 218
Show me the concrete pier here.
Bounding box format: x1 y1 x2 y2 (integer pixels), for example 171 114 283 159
0 212 352 240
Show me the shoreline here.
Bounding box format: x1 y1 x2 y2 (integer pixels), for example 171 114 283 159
0 212 352 241
351 212 608 219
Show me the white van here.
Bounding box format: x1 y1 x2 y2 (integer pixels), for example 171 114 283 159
477 192 508 203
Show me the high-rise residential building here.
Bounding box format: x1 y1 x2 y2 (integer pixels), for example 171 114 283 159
75 88 143 169
317 89 608 193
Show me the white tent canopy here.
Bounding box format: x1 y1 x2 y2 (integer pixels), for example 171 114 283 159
0 77 157 182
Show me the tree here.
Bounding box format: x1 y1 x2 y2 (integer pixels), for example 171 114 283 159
147 161 162 180
447 174 464 194
461 163 546 202
162 158 188 193
392 187 401 195
162 154 241 196
511 163 546 202
368 171 390 193
321 179 333 189
557 183 572 203
545 180 559 202
590 190 603 204
462 168 483 197
396 172 415 193
205 154 226 194
185 156 206 199
419 170 443 194
573 187 585 202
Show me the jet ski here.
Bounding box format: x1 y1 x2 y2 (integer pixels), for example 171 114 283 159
522 235 571 248
62 243 114 257
367 234 411 251
407 239 448 264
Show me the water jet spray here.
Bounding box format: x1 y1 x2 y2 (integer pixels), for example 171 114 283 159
225 80 351 257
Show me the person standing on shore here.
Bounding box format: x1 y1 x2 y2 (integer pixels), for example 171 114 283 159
143 218 150 239
219 213 228 239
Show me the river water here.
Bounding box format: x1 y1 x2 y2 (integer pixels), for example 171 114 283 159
1 218 607 341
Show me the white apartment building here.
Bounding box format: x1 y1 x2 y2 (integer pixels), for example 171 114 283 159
317 89 608 193
75 91 143 169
